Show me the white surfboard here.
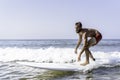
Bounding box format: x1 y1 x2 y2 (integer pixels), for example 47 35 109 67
17 62 84 71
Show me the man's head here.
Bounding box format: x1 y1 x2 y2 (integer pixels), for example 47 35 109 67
75 22 82 33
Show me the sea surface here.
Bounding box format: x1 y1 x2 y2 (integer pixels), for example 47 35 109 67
0 39 120 80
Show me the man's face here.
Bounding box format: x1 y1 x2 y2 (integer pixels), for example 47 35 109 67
75 25 81 33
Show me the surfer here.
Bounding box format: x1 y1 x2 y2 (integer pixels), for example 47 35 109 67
74 22 102 66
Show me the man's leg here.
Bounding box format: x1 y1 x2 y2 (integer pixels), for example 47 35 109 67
78 46 95 62
87 38 96 61
88 49 95 61
77 47 85 61
80 48 89 66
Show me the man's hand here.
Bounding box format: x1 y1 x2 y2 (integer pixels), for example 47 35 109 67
75 49 77 54
77 56 81 62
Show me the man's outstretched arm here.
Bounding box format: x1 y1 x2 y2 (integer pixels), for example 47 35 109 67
75 35 82 54
82 33 88 50
77 33 87 61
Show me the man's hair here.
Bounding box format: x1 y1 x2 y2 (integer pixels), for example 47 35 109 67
75 22 82 27
75 22 82 33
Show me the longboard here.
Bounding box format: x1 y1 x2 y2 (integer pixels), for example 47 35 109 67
17 62 84 71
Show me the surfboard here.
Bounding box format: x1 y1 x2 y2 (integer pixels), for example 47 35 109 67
17 62 83 71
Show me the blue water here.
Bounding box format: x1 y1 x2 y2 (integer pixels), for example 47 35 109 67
0 39 120 52
0 39 120 80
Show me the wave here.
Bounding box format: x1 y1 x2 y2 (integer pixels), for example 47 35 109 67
0 47 120 71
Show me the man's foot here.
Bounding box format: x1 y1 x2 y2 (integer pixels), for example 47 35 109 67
93 58 95 61
80 62 89 66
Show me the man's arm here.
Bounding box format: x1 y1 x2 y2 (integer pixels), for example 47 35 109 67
77 33 87 61
75 34 82 54
78 33 87 54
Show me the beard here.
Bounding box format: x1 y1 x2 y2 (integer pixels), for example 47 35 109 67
76 28 81 33
76 30 80 33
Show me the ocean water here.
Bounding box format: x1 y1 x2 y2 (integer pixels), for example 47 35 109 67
0 39 120 80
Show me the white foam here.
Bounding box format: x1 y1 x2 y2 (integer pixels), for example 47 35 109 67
0 47 76 63
0 47 120 70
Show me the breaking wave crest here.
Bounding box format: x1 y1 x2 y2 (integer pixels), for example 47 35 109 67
0 47 120 71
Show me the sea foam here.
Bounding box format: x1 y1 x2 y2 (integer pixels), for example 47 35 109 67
0 47 120 69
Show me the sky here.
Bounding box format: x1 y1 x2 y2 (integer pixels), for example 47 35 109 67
0 0 120 39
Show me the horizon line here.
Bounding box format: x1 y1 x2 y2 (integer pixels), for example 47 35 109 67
0 38 120 40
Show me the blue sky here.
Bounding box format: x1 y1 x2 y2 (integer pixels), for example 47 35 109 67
0 0 120 39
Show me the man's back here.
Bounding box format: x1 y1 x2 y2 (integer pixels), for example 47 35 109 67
79 28 98 38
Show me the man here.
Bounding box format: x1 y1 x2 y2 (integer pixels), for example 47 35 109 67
74 22 102 66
